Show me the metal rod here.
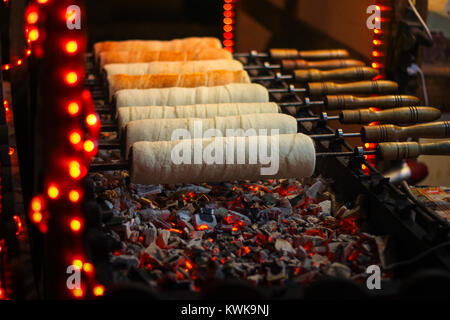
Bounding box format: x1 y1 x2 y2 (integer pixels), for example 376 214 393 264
233 51 268 59
97 130 362 150
269 87 307 94
89 149 378 172
244 63 280 71
252 74 293 82
297 114 340 122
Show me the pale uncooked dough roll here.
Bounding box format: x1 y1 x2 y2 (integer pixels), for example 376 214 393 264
117 102 280 131
99 48 233 70
115 84 269 108
130 133 316 184
104 60 244 76
108 70 251 100
125 113 298 157
94 37 222 60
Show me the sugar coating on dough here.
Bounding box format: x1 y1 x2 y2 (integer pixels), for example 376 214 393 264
124 113 298 157
117 102 280 132
115 83 269 108
131 133 316 184
104 60 244 76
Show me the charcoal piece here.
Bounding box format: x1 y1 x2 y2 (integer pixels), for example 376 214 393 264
111 255 139 270
275 239 295 254
156 229 171 249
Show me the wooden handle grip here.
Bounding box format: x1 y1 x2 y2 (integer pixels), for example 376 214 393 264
340 106 441 125
362 121 450 142
308 80 398 96
298 49 349 60
294 67 378 82
269 49 349 60
281 59 365 72
326 95 421 109
378 141 450 160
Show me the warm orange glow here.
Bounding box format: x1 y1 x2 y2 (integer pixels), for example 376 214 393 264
224 32 233 39
26 49 32 56
373 39 382 46
364 143 370 148
185 261 193 269
69 160 81 179
72 259 83 269
72 288 83 298
31 197 43 212
83 263 94 273
371 62 382 69
83 140 95 153
372 51 381 57
224 10 234 18
47 185 60 199
13 215 22 235
16 59 22 66
223 4 232 10
2 64 10 71
223 39 234 47
37 0 49 3
374 29 382 35
69 131 82 145
65 71 78 85
64 40 78 54
197 224 209 230
223 17 233 25
93 285 105 297
27 11 39 24
361 164 367 170
70 218 82 232
8 147 14 155
223 25 233 32
69 190 81 203
28 28 39 42
86 114 98 126
67 102 80 115
31 212 43 223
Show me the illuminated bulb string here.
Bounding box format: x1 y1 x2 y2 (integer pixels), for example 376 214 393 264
223 0 236 52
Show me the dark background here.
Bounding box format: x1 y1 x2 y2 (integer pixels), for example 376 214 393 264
86 0 222 48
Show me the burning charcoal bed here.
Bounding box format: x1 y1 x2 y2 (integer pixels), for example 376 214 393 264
86 167 387 297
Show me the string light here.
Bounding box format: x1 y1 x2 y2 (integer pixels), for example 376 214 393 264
85 113 98 127
93 285 105 297
70 218 82 232
64 40 78 54
83 140 95 153
47 184 60 199
67 102 80 115
68 190 81 203
223 0 236 52
28 27 39 42
69 131 82 145
64 71 78 85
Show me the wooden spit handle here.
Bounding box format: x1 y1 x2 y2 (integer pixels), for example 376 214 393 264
308 80 398 96
378 141 450 160
362 121 450 142
326 95 421 109
294 67 378 82
340 106 441 125
269 49 350 60
281 59 365 72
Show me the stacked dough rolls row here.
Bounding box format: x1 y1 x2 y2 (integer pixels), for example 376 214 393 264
94 37 316 184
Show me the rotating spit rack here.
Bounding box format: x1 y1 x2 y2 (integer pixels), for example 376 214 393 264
83 48 450 297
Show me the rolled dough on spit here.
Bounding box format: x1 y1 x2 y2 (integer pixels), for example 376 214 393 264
125 113 298 157
131 133 316 185
115 83 269 108
94 37 222 61
108 70 251 100
117 102 280 132
104 59 244 76
99 48 233 70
